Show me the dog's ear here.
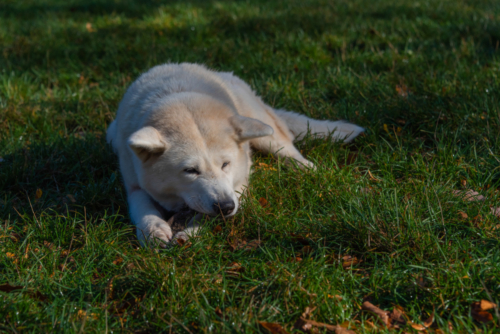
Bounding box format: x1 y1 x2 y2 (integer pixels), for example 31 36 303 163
128 126 168 162
229 115 274 142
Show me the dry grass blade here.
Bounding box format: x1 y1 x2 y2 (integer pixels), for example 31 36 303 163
361 301 390 327
259 321 290 334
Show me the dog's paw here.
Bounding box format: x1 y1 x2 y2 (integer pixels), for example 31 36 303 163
136 217 173 248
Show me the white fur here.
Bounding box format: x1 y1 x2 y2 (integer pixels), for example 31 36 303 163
107 63 364 247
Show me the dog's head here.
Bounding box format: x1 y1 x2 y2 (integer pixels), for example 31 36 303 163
127 93 273 217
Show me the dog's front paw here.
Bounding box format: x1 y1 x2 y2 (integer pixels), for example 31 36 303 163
136 216 173 248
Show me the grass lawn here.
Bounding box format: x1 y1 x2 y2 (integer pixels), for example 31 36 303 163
1 0 500 332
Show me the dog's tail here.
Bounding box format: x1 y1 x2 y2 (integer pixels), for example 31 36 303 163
273 109 364 143
106 120 118 152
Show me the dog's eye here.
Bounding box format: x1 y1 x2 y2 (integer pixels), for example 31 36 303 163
184 168 199 175
222 162 230 169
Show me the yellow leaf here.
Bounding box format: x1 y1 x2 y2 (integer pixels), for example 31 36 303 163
6 252 16 258
36 188 42 199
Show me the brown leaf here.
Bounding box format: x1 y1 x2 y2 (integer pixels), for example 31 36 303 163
66 194 76 203
215 306 224 319
389 306 407 327
259 321 290 334
231 239 261 251
361 301 390 327
410 311 434 331
35 188 42 199
85 22 96 33
112 257 123 265
480 299 497 311
213 225 223 234
452 190 485 202
258 197 269 208
294 317 355 334
302 245 313 255
43 240 54 249
396 84 410 97
328 294 343 301
424 312 434 327
342 255 361 269
289 257 302 263
458 211 468 219
226 262 245 277
471 301 496 323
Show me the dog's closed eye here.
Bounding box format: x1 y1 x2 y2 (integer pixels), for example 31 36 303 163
222 162 230 169
184 168 200 175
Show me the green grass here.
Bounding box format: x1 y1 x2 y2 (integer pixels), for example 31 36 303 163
1 0 500 332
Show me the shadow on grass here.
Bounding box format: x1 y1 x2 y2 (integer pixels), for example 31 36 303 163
0 135 125 220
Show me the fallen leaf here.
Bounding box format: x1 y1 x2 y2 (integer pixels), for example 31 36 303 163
424 312 434 327
411 310 435 330
6 252 16 259
85 22 96 32
259 321 290 334
342 255 361 269
176 238 192 249
389 306 407 327
458 211 468 219
480 299 497 311
361 301 390 327
112 257 123 265
231 239 261 252
396 83 410 97
452 190 485 202
328 294 343 301
43 241 54 249
215 306 224 319
301 245 313 255
258 197 269 207
471 300 496 323
213 225 222 234
289 257 302 263
35 188 42 199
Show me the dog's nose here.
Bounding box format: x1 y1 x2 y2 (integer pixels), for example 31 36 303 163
213 200 235 216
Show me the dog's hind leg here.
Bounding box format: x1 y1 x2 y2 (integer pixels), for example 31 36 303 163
249 108 315 169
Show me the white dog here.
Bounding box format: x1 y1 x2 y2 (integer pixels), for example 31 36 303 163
106 63 364 247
